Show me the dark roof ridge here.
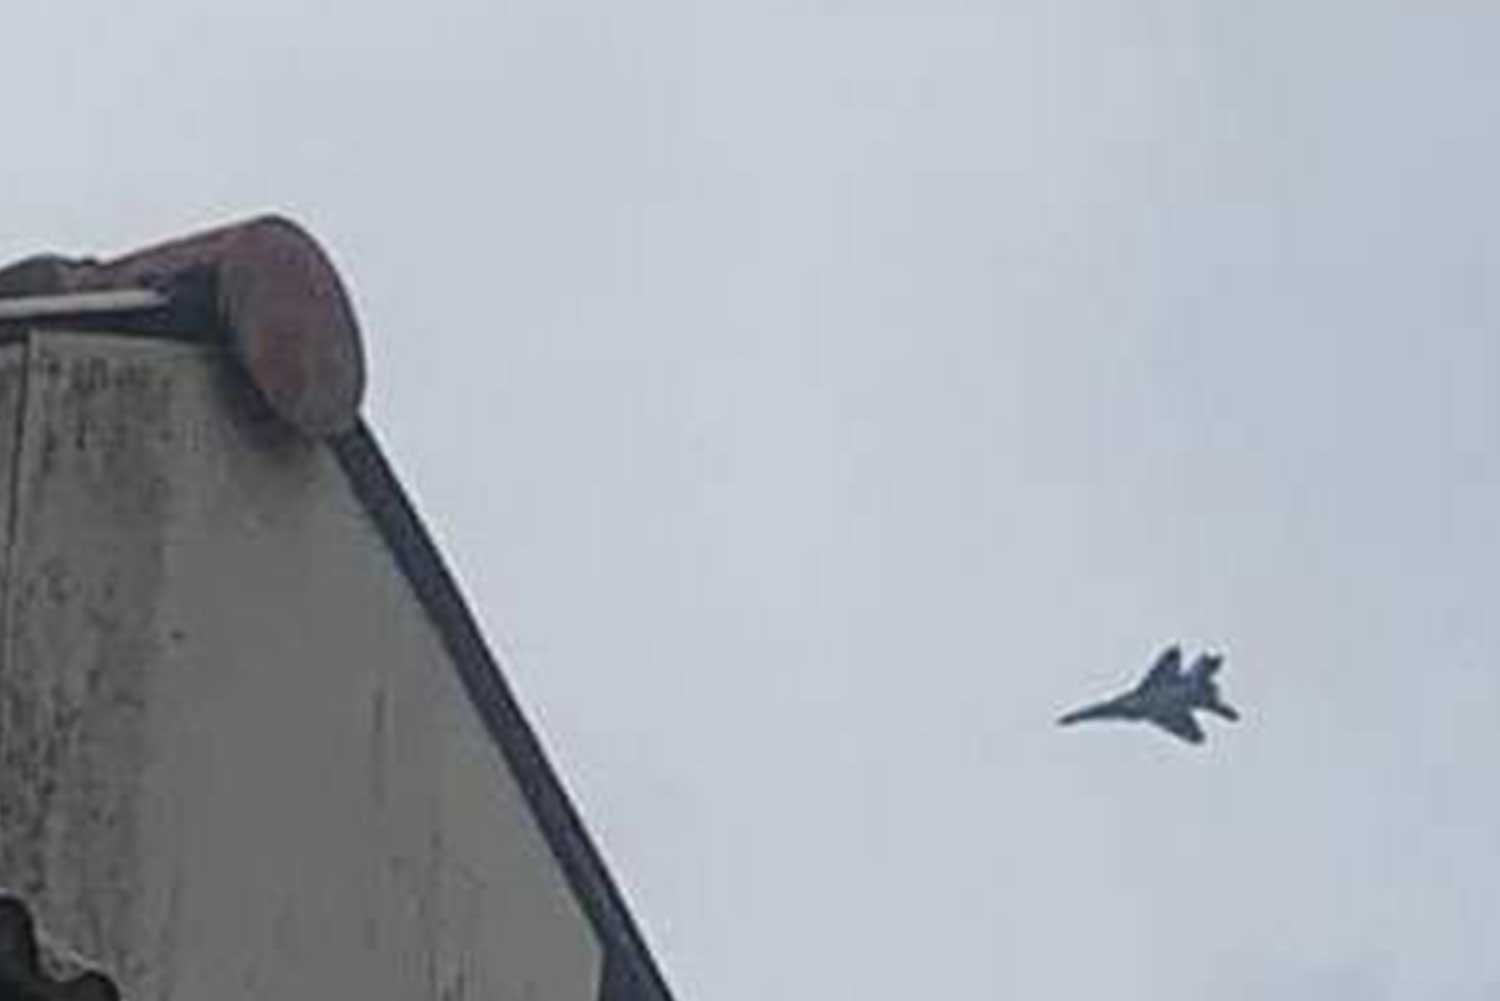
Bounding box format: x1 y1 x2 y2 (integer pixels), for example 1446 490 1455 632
333 424 675 1001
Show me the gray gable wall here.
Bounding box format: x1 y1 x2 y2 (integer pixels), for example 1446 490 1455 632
0 330 673 1001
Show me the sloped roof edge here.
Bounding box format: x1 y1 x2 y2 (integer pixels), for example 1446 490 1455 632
332 423 675 1001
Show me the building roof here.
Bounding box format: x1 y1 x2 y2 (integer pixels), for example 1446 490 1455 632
0 217 674 998
335 425 675 1001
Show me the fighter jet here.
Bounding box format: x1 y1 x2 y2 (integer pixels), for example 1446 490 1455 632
1057 645 1239 745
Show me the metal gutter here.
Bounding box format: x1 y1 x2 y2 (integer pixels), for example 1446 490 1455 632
0 289 168 322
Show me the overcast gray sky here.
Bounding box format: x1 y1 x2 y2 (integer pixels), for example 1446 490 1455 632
6 3 1500 998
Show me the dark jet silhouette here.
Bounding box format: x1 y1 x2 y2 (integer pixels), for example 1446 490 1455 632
1058 645 1239 745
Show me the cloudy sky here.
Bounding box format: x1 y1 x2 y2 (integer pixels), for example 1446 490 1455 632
5 3 1499 998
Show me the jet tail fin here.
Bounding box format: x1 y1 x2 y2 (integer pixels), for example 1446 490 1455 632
1188 652 1224 679
1138 645 1183 691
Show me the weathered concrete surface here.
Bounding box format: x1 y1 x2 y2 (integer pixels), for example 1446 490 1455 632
0 332 601 999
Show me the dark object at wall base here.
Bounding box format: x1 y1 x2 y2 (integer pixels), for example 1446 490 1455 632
0 897 119 1001
0 216 366 438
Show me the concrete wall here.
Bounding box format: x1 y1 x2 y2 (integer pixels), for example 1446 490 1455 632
0 332 602 999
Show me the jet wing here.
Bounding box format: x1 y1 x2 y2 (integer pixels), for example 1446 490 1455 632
1152 709 1204 745
1139 645 1182 690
